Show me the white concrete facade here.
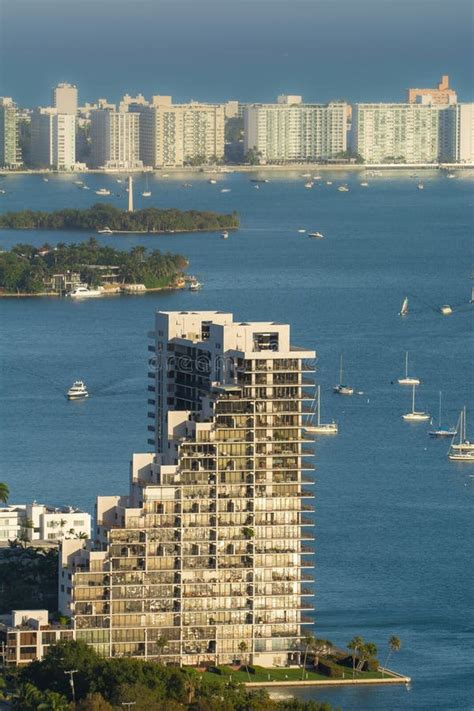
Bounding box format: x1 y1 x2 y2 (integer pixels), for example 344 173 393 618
440 103 474 164
244 100 348 163
0 97 22 168
30 108 76 170
0 503 91 543
90 109 142 169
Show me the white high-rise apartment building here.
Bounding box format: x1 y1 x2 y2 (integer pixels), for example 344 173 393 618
0 97 22 168
352 103 445 164
60 311 315 667
90 109 142 169
30 108 76 170
52 83 78 115
439 103 474 164
243 97 348 163
138 98 225 167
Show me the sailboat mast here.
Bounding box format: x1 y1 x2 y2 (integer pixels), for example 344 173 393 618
339 355 343 384
317 385 321 427
412 384 415 413
405 351 408 378
438 391 442 427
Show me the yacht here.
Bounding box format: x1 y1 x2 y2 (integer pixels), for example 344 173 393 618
308 232 324 239
67 381 89 400
97 226 113 234
417 183 424 190
402 384 430 421
399 296 409 317
221 231 229 239
188 279 202 291
68 285 104 298
333 355 354 395
449 408 474 456
338 185 349 192
429 392 457 438
439 304 452 315
305 385 338 435
95 188 111 196
397 352 420 386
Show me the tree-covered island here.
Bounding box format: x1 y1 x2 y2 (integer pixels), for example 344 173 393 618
0 239 188 294
0 203 239 233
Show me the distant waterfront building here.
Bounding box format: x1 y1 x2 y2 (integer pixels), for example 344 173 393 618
0 503 91 543
352 103 445 164
59 311 315 667
52 82 78 115
30 108 76 169
0 97 22 168
407 75 457 106
90 109 142 169
0 610 73 666
119 93 149 113
138 98 225 167
243 97 348 163
439 103 474 164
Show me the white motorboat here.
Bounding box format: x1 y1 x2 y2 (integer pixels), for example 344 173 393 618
221 231 229 239
305 386 338 435
402 384 430 421
338 185 349 192
308 232 324 239
208 179 217 184
67 381 88 400
97 226 113 234
417 183 424 190
360 181 369 187
397 352 420 386
333 355 354 395
68 286 104 298
326 181 333 185
429 392 457 438
313 175 322 181
74 180 84 186
298 229 306 233
446 173 455 179
399 296 409 317
0 189 5 194
189 279 202 291
43 178 49 182
304 181 314 189
220 188 231 193
82 185 90 190
439 304 452 315
95 188 111 196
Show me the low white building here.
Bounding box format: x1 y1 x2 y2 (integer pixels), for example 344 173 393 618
0 502 91 544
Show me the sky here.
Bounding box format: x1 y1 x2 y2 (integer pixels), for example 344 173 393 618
0 0 472 107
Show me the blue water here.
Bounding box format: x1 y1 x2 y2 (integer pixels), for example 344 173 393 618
0 171 473 710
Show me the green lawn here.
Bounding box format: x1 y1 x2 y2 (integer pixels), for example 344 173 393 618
201 664 388 684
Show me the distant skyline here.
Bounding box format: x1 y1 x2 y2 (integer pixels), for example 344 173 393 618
0 0 473 107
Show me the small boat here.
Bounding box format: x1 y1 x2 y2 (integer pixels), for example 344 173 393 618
189 279 202 291
302 173 311 178
116 179 123 183
68 285 104 298
82 185 90 190
250 178 269 183
446 173 455 179
313 175 322 181
254 185 260 190
439 304 452 315
305 385 338 435
448 408 474 460
141 174 151 197
208 179 217 184
402 384 430 421
97 227 113 234
429 392 457 438
298 229 306 233
0 188 5 194
399 296 409 317
304 181 314 189
182 183 192 188
221 231 229 239
417 183 424 190
74 180 84 186
43 177 49 182
338 185 349 192
326 181 333 186
67 381 88 400
360 181 369 187
333 355 354 395
397 352 420 386
308 232 324 239
220 188 231 193
95 188 111 196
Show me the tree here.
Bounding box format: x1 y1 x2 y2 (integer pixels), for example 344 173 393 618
75 692 114 711
0 482 9 503
244 148 262 165
347 636 364 678
301 634 315 678
383 635 401 675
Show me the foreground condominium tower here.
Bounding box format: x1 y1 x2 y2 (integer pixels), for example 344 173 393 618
60 311 315 667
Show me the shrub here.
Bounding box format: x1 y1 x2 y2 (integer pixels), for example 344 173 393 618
317 660 344 679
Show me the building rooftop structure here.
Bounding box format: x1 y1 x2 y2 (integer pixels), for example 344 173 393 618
407 75 457 105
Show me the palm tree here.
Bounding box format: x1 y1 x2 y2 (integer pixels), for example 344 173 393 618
348 636 364 678
238 641 251 681
383 635 401 676
301 634 315 679
0 482 9 504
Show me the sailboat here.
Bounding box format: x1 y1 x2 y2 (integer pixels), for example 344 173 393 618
428 392 457 438
333 355 354 395
399 297 409 317
305 385 338 435
141 174 151 198
402 384 430 421
448 407 474 460
397 352 420 386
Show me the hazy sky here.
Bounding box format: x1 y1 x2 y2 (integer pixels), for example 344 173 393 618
0 0 472 106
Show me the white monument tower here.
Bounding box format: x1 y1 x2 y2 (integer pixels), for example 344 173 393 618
127 175 134 212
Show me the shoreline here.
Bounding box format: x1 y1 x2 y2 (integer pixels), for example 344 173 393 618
0 163 473 177
245 674 411 689
0 225 238 235
0 284 185 298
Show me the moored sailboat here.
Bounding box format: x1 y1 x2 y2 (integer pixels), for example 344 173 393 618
305 385 338 435
402 384 430 421
398 352 420 386
333 355 354 395
428 392 457 438
448 408 474 460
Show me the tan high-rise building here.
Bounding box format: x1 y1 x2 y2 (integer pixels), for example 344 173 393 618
30 108 76 170
90 109 142 169
60 311 315 667
52 83 78 115
407 75 457 105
